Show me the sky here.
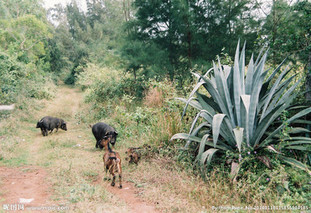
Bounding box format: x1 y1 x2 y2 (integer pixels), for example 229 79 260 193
42 0 87 11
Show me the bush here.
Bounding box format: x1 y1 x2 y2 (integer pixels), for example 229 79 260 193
76 63 149 108
77 63 124 102
0 51 22 104
0 50 56 105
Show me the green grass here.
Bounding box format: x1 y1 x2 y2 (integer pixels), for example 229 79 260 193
0 111 11 121
1 154 28 166
0 136 29 167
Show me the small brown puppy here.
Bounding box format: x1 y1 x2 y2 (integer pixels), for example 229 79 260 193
100 135 122 188
125 148 141 164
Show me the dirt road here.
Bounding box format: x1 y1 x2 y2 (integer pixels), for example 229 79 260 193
0 86 159 213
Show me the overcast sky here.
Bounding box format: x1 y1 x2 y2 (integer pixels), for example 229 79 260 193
42 0 87 11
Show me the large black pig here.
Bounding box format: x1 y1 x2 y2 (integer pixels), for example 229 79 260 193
92 122 118 149
36 116 67 136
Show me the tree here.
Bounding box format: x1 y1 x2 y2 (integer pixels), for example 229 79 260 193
123 0 260 85
261 0 311 102
0 0 56 103
291 1 311 102
0 0 46 20
47 0 127 84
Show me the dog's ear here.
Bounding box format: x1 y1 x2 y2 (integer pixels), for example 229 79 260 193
103 136 109 140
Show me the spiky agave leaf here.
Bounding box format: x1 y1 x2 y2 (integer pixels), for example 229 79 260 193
196 134 210 161
233 127 244 152
212 114 226 148
170 133 229 150
172 41 311 174
262 107 311 147
200 148 219 167
279 156 311 173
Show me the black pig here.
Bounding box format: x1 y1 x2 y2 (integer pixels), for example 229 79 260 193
91 122 118 149
36 116 67 136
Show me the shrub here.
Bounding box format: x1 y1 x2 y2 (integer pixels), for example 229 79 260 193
171 41 311 177
0 51 22 104
77 63 148 107
0 50 56 105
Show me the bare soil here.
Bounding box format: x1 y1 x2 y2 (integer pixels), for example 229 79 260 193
96 175 159 213
0 166 52 207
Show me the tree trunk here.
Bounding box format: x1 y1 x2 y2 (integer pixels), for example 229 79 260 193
186 0 191 69
305 52 311 103
122 0 128 22
305 52 311 137
187 26 192 69
272 0 277 66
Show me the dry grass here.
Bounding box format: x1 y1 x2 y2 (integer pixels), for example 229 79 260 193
144 87 164 108
124 159 205 213
149 111 183 143
123 157 285 212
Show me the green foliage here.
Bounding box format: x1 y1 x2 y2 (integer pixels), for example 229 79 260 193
77 73 187 150
261 0 311 66
172 42 311 176
48 0 125 84
0 14 52 63
76 63 149 108
0 50 56 104
0 52 21 103
123 0 260 84
0 0 46 18
234 164 310 206
121 40 170 80
0 0 58 106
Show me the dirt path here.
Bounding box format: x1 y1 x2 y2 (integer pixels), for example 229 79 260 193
0 86 159 213
0 166 53 211
96 174 159 213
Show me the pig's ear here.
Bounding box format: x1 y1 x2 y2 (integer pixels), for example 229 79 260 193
114 131 118 135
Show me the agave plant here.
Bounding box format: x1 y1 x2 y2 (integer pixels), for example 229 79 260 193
171 42 311 176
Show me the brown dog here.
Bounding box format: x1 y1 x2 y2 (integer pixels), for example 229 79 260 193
125 148 141 164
